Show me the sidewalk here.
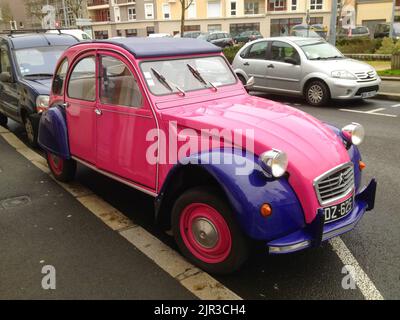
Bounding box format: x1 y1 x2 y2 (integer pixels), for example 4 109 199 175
0 131 195 299
378 80 400 101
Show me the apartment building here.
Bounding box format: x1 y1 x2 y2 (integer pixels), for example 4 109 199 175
90 0 335 38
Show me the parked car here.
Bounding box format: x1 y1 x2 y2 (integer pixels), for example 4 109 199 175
47 29 92 41
38 37 376 274
311 24 328 39
0 32 78 145
233 30 263 44
337 26 370 39
290 29 322 38
291 24 327 39
374 22 400 40
148 33 172 38
233 37 381 106
197 31 234 48
182 31 203 38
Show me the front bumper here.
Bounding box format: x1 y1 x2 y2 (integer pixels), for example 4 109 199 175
328 77 381 100
267 178 376 254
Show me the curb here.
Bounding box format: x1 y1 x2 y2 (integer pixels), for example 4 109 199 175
376 92 400 101
380 76 400 81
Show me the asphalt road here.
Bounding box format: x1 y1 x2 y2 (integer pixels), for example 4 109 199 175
4 95 400 300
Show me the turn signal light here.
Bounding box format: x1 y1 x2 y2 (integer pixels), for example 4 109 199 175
359 160 366 171
260 203 272 217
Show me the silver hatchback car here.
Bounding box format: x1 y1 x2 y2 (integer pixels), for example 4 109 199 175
232 37 381 106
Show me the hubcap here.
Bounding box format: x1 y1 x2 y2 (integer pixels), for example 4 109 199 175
308 85 323 104
192 218 219 249
25 118 34 142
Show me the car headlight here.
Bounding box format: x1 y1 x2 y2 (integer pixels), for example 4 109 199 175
341 122 365 145
36 95 50 113
331 70 357 80
259 149 288 178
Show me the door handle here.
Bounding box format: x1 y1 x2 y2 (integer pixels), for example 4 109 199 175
94 108 102 116
243 62 250 66
61 102 69 109
267 64 274 68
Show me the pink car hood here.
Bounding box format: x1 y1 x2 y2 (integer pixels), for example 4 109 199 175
158 94 351 223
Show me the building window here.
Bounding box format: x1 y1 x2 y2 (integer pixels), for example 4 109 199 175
244 2 259 15
271 18 302 36
184 25 200 32
310 17 323 25
269 0 286 11
128 7 136 21
117 30 122 36
396 0 400 7
230 1 237 16
144 3 154 19
291 0 297 11
208 24 222 32
147 26 155 36
207 0 221 18
162 4 171 19
230 23 260 35
94 30 109 39
188 1 196 19
125 29 137 37
310 0 323 10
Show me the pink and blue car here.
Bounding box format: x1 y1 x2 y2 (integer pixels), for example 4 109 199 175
38 38 376 274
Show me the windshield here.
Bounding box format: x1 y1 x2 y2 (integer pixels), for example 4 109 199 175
140 56 237 96
299 41 344 60
15 46 67 77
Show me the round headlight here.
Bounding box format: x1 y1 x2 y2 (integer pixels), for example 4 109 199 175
341 122 365 146
259 149 288 178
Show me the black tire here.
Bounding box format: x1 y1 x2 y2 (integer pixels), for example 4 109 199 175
46 151 77 182
305 80 330 106
237 74 249 93
23 115 38 147
171 186 248 274
0 112 7 127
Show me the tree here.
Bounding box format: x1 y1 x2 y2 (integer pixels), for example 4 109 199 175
65 0 86 20
0 1 13 28
179 0 194 36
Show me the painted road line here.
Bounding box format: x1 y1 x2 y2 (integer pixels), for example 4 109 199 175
339 108 397 117
0 128 241 300
391 104 400 108
329 237 384 300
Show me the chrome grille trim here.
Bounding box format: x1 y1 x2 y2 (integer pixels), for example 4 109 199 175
313 162 355 206
354 70 377 82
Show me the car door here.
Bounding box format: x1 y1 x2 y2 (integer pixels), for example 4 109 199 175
64 53 97 164
0 42 19 119
95 51 157 190
239 41 269 88
264 40 302 94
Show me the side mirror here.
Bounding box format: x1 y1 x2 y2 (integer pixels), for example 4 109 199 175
284 57 299 65
244 76 255 88
0 72 13 83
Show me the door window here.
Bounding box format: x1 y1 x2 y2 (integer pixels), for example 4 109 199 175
0 44 11 75
270 41 300 63
99 55 142 108
67 56 96 101
52 58 68 96
246 41 267 60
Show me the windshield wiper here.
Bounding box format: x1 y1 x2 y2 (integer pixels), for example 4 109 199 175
24 73 53 78
150 68 185 96
186 64 217 92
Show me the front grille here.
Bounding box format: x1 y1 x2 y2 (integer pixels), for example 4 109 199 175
354 70 377 82
314 163 354 206
355 85 379 96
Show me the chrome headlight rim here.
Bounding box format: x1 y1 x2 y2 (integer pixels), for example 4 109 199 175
331 70 357 80
259 149 288 178
341 122 365 146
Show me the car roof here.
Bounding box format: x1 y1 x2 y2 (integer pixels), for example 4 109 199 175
1 33 78 49
85 37 222 58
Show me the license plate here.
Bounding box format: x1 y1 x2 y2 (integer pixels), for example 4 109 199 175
323 196 353 223
361 91 376 98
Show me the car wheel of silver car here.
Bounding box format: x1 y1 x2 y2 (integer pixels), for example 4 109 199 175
171 186 248 274
0 112 7 127
305 80 330 106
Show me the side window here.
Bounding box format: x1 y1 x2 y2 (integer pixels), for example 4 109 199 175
52 58 68 96
99 55 143 108
0 44 11 75
67 56 96 101
246 41 267 60
271 41 300 64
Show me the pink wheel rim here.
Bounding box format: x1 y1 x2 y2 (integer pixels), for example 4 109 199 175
47 152 63 176
180 203 232 264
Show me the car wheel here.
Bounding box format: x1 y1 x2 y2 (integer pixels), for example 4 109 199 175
23 115 38 147
172 187 248 274
0 112 7 127
46 152 77 182
305 80 330 106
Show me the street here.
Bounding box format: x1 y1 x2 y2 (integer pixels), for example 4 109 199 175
1 95 399 300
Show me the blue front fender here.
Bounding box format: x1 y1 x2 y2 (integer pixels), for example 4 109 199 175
162 149 306 241
38 105 71 159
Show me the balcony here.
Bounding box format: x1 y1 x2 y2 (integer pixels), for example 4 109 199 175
244 0 266 15
113 0 136 6
87 0 110 10
268 0 287 12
